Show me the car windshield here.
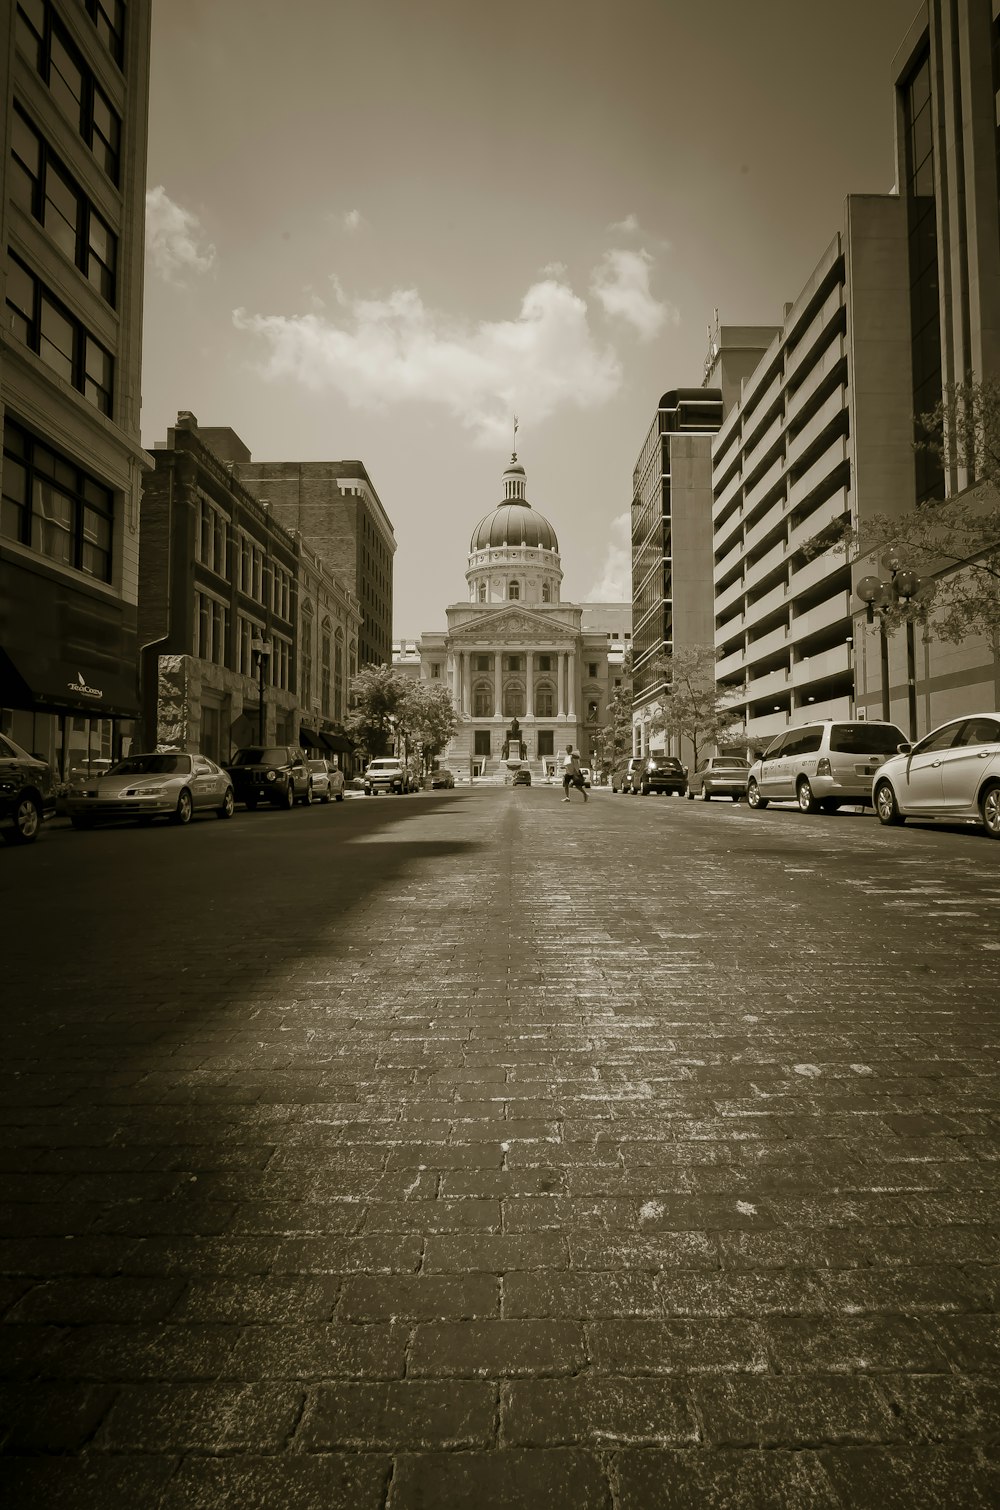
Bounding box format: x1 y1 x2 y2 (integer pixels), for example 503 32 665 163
713 758 749 770
232 748 286 766
830 724 907 754
110 754 190 776
368 761 397 769
307 760 327 773
649 758 680 769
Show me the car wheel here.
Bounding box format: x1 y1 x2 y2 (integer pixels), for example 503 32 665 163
320 791 331 803
641 783 650 796
300 783 314 806
335 793 344 801
797 778 819 814
171 788 193 826
3 792 42 844
281 783 295 810
687 788 694 800
874 779 905 826
746 778 768 810
979 782 1000 840
702 788 712 801
218 786 235 819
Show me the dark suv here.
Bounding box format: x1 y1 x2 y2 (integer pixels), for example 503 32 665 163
630 754 688 797
0 733 54 844
225 746 312 809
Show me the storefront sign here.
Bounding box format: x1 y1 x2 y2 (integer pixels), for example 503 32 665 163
69 671 103 700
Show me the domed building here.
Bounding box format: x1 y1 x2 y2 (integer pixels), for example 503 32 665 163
396 452 630 780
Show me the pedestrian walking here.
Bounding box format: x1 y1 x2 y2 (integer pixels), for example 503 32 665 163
561 745 588 803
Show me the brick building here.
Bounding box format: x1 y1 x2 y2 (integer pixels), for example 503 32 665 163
1 0 153 772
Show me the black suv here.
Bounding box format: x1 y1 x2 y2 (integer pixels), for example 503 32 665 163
630 754 688 797
0 733 54 844
225 746 312 809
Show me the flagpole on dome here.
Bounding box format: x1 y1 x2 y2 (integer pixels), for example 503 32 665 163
512 413 518 461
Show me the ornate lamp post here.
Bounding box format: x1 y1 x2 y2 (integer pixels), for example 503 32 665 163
251 634 271 745
855 559 921 739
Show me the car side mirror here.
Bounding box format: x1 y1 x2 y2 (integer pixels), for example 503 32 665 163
752 749 765 762
896 742 912 754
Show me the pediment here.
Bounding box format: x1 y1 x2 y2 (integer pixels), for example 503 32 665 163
448 606 579 646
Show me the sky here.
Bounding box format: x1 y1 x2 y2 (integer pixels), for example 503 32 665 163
141 0 921 635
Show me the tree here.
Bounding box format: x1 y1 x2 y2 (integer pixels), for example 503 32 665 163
649 644 743 772
593 650 633 780
839 377 1000 644
402 680 458 775
344 664 410 759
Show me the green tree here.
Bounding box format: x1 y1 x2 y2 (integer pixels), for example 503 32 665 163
649 644 742 772
402 680 458 775
839 377 1000 644
344 663 410 759
593 649 633 780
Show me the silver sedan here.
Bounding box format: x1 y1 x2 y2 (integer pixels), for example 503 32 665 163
66 752 234 828
307 759 346 802
873 713 1000 839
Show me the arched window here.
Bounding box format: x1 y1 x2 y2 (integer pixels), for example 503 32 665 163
503 682 525 718
586 698 600 723
508 580 520 600
473 682 493 718
478 582 487 603
334 627 345 720
535 683 555 718
541 582 550 602
320 618 332 719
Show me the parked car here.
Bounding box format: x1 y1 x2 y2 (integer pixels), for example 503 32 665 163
511 769 531 787
430 768 455 789
687 755 750 802
579 766 593 789
630 754 688 797
307 758 345 802
614 757 644 793
872 713 1000 839
363 757 412 795
0 733 54 844
746 719 906 813
225 745 312 809
66 751 234 827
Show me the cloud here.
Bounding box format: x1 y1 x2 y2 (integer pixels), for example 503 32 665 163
342 208 365 232
588 511 631 600
590 248 672 342
608 213 640 235
145 186 216 284
233 274 622 445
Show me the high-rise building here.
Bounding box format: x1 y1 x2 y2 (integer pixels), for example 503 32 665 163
221 454 395 671
629 388 723 759
0 0 153 771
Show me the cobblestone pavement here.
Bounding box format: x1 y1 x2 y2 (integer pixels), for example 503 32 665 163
1 785 999 1508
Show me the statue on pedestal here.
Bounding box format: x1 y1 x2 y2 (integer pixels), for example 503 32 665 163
502 716 526 762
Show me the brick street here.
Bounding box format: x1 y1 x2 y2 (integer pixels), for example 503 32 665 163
1 786 999 1508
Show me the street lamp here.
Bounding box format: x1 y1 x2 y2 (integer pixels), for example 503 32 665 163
855 559 921 739
251 634 271 745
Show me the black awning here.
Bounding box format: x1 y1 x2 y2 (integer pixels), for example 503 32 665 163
319 731 352 753
0 646 139 719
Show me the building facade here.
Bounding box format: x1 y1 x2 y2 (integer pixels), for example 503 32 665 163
630 388 724 759
400 453 629 779
1 0 152 772
221 454 395 671
295 532 361 766
139 415 301 758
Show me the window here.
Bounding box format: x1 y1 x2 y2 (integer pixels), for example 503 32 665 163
194 591 228 666
18 4 122 183
431 663 441 679
504 656 523 672
334 631 344 719
474 730 491 756
535 685 554 718
473 682 493 717
537 655 552 673
503 685 524 718
237 616 255 676
83 0 126 68
508 580 520 600
5 253 114 413
321 628 331 718
542 583 550 602
478 582 486 603
588 662 599 678
903 49 943 502
473 655 491 672
538 731 554 757
2 417 113 580
196 498 229 577
586 699 600 722
300 606 313 709
272 635 292 691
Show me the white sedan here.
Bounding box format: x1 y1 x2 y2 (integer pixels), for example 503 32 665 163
66 752 234 828
307 759 345 802
872 713 1000 839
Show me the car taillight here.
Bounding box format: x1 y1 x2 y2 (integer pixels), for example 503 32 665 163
817 758 831 776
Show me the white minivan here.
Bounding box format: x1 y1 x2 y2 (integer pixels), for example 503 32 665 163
746 720 907 813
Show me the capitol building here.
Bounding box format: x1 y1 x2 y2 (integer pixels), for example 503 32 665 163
395 453 630 779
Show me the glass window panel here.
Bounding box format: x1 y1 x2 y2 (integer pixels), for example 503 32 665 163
81 540 110 579
39 298 75 382
50 35 84 126
909 105 932 175
15 1 45 70
44 163 81 259
2 455 28 506
1 493 28 542
82 506 111 548
31 482 74 562
11 110 42 204
6 259 35 342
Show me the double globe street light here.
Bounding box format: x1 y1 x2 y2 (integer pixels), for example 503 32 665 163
855 559 923 739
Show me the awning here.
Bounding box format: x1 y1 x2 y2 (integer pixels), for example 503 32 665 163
319 730 352 753
0 646 139 719
299 727 318 749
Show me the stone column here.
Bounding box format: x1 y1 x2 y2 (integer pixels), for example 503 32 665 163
525 651 534 718
557 653 565 718
493 653 503 718
452 650 461 708
461 651 469 715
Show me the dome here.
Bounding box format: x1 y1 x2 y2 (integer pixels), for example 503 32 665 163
470 502 558 553
469 452 559 553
